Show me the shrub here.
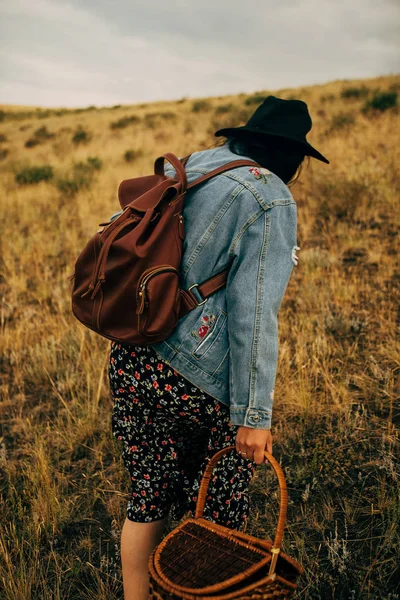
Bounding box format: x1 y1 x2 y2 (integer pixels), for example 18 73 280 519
73 106 97 114
34 125 54 140
152 111 176 121
143 115 158 129
328 112 355 131
0 134 6 143
215 104 233 115
341 86 370 99
71 157 101 178
86 156 102 170
362 91 398 113
144 112 176 128
72 126 91 144
0 109 66 121
56 179 81 196
54 109 69 117
15 165 53 185
36 109 55 119
110 115 140 129
192 100 211 112
161 111 176 120
124 149 143 163
57 157 102 196
245 93 266 106
0 148 8 161
320 94 336 104
25 125 55 148
25 138 41 148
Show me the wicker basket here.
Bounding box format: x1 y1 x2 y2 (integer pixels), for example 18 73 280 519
148 445 304 599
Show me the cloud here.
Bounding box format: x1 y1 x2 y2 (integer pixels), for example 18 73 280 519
0 0 398 107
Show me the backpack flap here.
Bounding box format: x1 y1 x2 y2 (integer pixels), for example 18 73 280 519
118 175 171 211
118 152 187 211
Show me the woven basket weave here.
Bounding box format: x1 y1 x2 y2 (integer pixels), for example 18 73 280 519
148 446 304 599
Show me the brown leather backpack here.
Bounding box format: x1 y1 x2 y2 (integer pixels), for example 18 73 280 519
69 153 259 344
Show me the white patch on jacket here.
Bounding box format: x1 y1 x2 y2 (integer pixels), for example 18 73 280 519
291 245 301 265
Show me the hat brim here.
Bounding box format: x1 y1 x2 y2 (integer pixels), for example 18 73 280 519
214 126 330 164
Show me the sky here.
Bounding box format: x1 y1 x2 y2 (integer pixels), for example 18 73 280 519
0 0 399 108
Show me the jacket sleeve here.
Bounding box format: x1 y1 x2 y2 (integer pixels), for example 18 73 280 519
226 201 298 429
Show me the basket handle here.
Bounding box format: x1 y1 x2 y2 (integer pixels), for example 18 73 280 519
195 445 288 576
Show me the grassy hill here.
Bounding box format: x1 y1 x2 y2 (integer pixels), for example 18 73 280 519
0 74 399 599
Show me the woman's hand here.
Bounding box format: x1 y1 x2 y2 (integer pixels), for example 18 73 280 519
235 426 273 464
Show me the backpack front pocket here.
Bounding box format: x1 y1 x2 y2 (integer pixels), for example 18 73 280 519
136 265 180 337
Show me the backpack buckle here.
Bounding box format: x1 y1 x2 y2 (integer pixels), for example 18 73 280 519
188 283 208 306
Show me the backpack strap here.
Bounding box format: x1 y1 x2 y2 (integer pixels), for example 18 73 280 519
179 267 230 318
180 154 191 167
187 159 260 189
155 154 258 192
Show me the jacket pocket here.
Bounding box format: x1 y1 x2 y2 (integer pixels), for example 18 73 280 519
191 309 227 359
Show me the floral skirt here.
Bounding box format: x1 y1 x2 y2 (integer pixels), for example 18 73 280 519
108 341 255 529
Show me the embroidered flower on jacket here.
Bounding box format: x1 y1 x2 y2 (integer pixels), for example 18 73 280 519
191 313 217 341
249 166 271 184
198 325 209 338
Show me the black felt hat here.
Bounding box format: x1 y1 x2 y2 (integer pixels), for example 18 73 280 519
214 95 329 164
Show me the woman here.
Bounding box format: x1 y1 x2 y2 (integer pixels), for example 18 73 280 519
108 96 329 599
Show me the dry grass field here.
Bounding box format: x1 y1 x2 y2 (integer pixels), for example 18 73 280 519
0 74 399 599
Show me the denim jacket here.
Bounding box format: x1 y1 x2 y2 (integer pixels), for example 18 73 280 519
108 143 299 429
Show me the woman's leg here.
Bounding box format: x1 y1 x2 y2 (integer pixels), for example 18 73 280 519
121 515 169 600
